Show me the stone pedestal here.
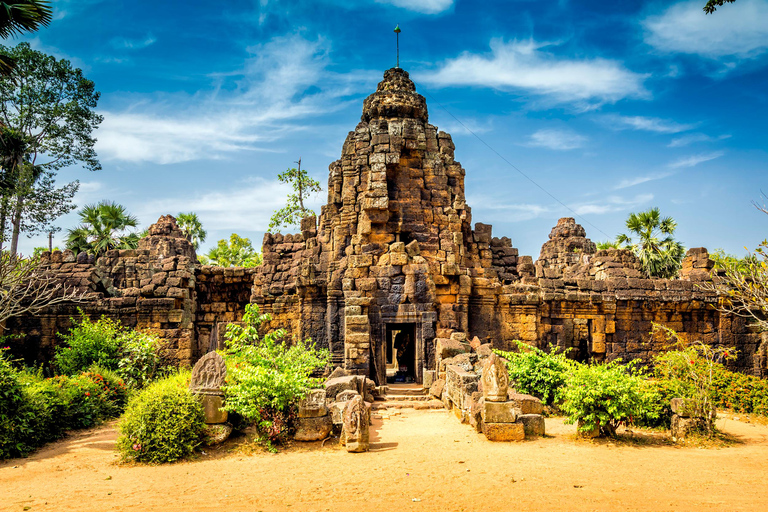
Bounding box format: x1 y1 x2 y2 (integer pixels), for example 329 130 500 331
198 393 228 424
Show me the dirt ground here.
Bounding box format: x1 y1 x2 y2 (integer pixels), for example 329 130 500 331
2 410 768 512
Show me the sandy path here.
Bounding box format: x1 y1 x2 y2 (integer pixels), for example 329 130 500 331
2 410 768 512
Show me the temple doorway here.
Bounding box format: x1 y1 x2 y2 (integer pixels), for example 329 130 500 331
385 323 416 383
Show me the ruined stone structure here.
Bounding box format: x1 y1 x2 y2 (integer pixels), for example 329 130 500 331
6 68 766 383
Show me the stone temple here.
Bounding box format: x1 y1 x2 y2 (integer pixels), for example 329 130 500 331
7 68 767 382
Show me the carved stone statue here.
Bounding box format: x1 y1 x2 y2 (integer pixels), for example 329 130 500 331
481 352 509 402
342 394 369 453
190 351 227 394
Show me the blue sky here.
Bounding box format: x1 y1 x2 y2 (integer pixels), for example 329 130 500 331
10 0 768 259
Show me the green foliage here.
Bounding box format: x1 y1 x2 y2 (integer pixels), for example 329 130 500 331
1 349 127 459
700 240 768 333
0 1 52 39
176 212 206 250
117 371 206 463
595 240 622 250
616 207 685 279
634 378 676 429
0 41 101 253
494 341 575 406
65 201 140 257
709 364 768 415
268 162 322 233
55 311 166 389
709 248 755 271
0 1 52 76
55 312 124 375
651 323 736 433
221 303 330 446
201 233 262 267
561 360 647 437
117 331 165 389
704 0 736 14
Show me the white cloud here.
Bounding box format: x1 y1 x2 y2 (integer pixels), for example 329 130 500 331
469 193 653 220
424 38 648 107
614 172 673 190
135 177 324 243
375 0 453 14
643 0 768 60
525 128 586 150
572 193 654 215
668 133 731 147
668 151 725 168
111 35 157 50
603 115 695 133
97 35 374 164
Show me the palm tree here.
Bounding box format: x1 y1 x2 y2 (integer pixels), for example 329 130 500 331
0 1 53 75
617 207 685 279
176 212 206 250
65 201 140 257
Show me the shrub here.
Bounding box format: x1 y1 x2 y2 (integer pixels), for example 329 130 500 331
651 324 736 433
1 350 128 459
222 304 330 446
55 312 124 375
117 331 165 389
634 378 676 429
117 371 206 463
562 360 646 437
55 311 167 389
494 341 575 406
709 363 768 416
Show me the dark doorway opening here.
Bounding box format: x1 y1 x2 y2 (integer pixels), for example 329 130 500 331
385 323 416 383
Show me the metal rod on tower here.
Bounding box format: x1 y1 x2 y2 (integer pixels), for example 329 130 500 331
394 24 401 68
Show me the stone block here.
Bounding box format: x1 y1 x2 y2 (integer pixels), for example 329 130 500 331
198 394 228 424
294 415 333 441
203 423 233 446
483 421 524 441
429 378 445 399
518 414 546 437
507 392 544 415
435 337 467 360
671 414 704 440
481 399 518 424
423 369 436 389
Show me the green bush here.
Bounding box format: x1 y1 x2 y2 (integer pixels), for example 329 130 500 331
494 341 575 406
1 350 128 459
634 379 676 429
117 331 165 389
55 311 167 389
709 363 768 415
55 312 124 375
117 371 206 463
562 360 647 437
222 304 329 446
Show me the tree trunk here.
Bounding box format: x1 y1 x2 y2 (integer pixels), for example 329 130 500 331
9 191 24 256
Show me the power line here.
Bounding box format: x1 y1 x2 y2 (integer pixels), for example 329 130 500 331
415 82 613 240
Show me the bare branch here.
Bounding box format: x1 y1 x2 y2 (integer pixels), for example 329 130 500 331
0 252 92 328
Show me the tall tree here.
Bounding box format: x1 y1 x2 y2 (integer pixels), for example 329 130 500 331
268 158 321 233
176 212 206 250
0 42 102 254
616 207 685 279
200 234 261 267
65 201 139 257
0 1 52 75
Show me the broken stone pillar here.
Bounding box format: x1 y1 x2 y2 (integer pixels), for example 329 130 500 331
342 394 370 452
294 389 333 441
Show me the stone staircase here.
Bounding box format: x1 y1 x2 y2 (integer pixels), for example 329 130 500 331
373 383 444 410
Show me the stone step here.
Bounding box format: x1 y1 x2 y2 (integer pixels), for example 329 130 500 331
372 399 444 410
383 384 428 396
377 394 431 402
